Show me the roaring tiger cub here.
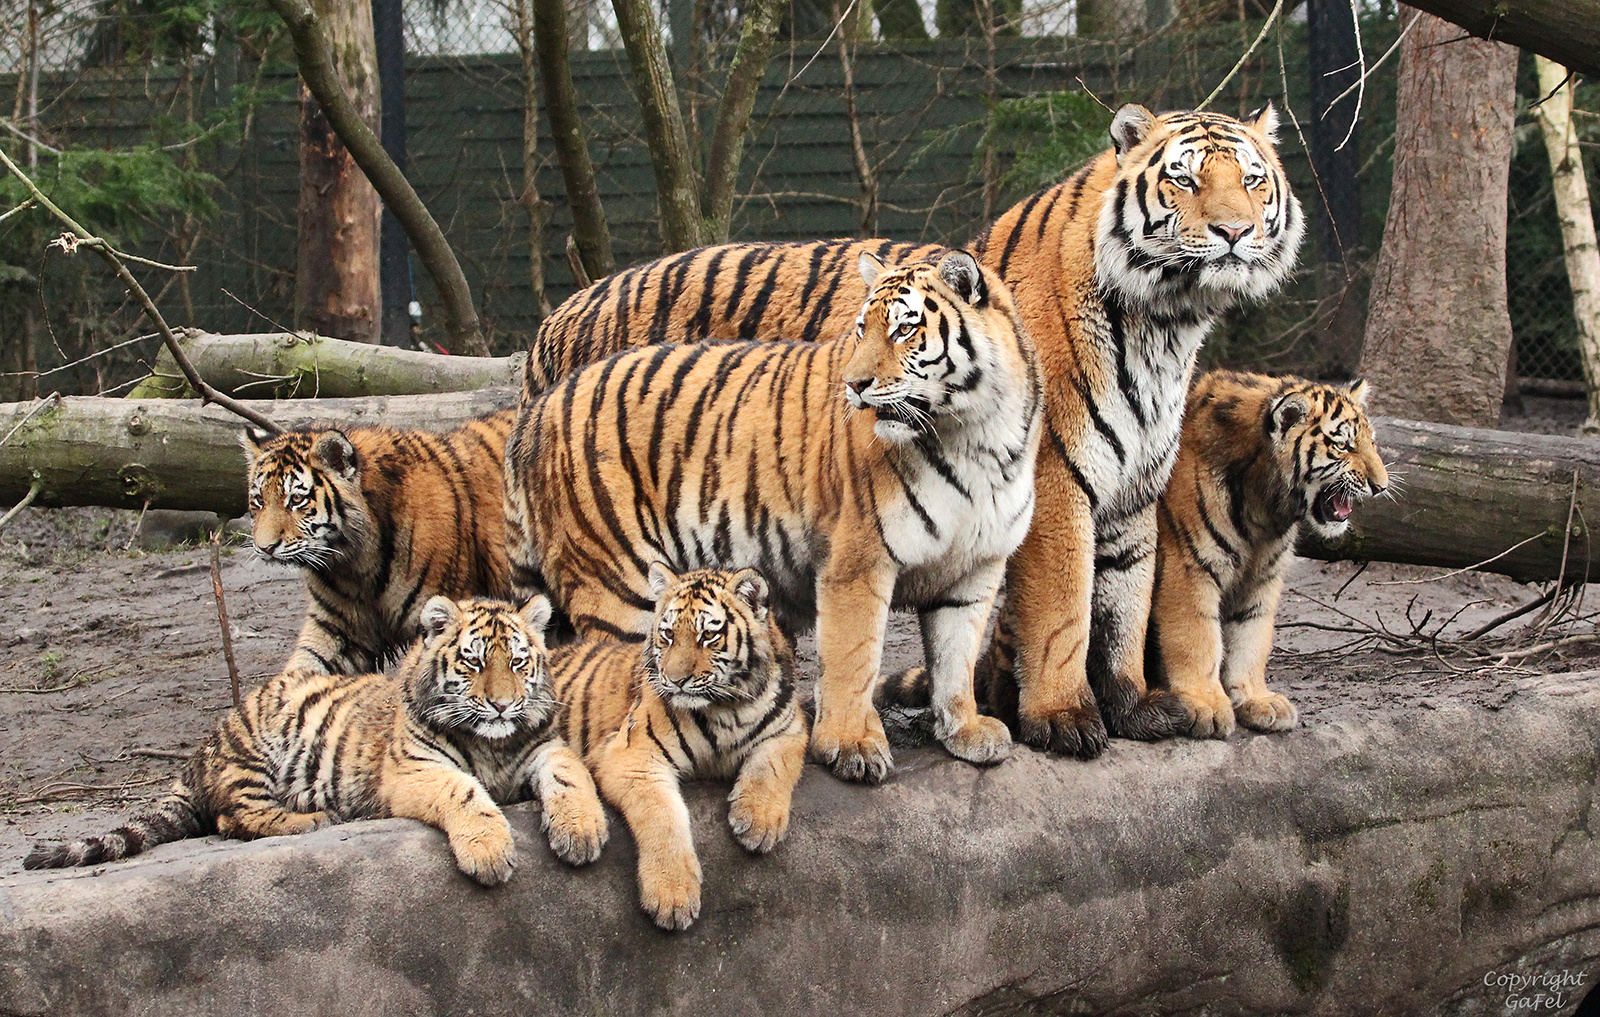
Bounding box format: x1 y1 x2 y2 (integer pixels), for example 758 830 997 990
1152 371 1387 737
507 250 1042 784
243 409 514 674
528 104 1304 760
548 564 807 931
25 596 608 882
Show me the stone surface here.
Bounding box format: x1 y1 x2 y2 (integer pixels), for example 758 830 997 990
0 672 1596 1017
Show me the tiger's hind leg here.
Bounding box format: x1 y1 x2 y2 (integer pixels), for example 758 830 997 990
917 559 1012 766
216 802 334 841
1150 543 1233 739
1221 572 1297 732
1088 508 1188 742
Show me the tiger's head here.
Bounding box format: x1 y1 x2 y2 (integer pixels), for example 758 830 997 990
408 595 556 740
1267 379 1388 540
844 249 1033 445
1097 103 1304 311
241 427 372 572
643 563 789 712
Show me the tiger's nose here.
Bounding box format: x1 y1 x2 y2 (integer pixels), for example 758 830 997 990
490 698 519 717
845 378 874 396
1211 222 1254 245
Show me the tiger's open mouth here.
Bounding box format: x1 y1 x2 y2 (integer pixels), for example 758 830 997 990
1313 487 1355 525
873 397 931 428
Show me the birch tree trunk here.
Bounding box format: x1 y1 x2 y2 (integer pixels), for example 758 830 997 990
1357 10 1517 428
295 0 381 344
1532 57 1600 434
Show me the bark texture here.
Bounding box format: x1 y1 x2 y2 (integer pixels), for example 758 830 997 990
1397 0 1600 79
534 0 614 281
1299 415 1600 583
2 673 1598 1015
1357 10 1517 428
0 390 514 516
295 0 381 344
611 0 704 251
123 331 524 400
1532 58 1600 433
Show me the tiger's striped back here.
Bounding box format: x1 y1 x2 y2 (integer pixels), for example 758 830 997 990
243 408 516 675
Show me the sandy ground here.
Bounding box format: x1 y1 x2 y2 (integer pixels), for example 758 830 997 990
1 491 1596 876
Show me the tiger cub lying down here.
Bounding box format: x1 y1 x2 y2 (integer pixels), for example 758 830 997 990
242 410 515 675
24 596 607 884
508 250 1042 785
1151 371 1388 737
548 564 808 931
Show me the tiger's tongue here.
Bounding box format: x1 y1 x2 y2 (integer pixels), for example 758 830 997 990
1331 491 1353 520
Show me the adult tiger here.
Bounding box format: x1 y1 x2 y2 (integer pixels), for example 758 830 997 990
527 103 1304 759
1151 371 1387 737
24 596 608 883
507 251 1042 782
243 410 514 675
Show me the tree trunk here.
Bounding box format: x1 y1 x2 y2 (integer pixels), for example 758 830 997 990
534 0 615 281
1357 10 1516 428
372 0 412 347
295 0 381 344
1305 0 1366 377
1391 0 1600 79
1532 57 1600 434
1298 416 1600 584
266 0 485 355
611 0 705 252
874 0 929 38
698 0 783 243
122 331 525 400
0 390 515 516
513 0 552 320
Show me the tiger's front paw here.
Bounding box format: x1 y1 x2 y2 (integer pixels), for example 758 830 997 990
639 853 703 931
449 816 517 887
1017 703 1107 760
940 714 1013 765
727 787 791 854
1172 685 1236 739
810 711 893 784
1235 693 1298 732
542 791 609 866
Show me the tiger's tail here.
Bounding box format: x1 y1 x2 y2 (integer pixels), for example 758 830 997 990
23 776 207 869
873 666 932 709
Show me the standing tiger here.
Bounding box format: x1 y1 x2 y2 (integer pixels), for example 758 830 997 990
1152 371 1387 737
25 596 608 884
243 409 514 675
507 250 1042 783
549 564 808 930
527 103 1304 760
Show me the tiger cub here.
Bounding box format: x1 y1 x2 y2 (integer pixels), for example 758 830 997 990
243 409 514 675
24 596 608 884
1151 371 1387 737
507 250 1042 784
549 564 807 931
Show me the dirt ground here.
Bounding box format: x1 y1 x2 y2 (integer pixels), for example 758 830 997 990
3 488 1598 878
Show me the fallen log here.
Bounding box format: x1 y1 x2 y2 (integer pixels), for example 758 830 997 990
0 390 514 517
1299 416 1600 584
124 331 524 400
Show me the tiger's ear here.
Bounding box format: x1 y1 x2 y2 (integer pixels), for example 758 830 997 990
859 251 885 288
239 428 270 465
421 596 460 639
311 432 358 481
938 250 987 306
647 561 677 600
519 595 553 633
1346 378 1370 406
730 568 770 621
1269 392 1310 438
1248 102 1280 143
1110 104 1156 159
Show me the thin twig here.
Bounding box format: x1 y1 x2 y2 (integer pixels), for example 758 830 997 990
1196 0 1284 112
0 146 281 435
210 528 243 711
48 233 196 273
1532 469 1581 641
1461 588 1557 641
0 479 41 534
0 197 36 226
1369 532 1545 584
1323 11 1421 121
1494 634 1600 662
130 748 191 761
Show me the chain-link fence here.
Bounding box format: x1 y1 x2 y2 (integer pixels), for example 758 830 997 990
0 0 1594 395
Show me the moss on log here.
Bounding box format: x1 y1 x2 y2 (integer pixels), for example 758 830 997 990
0 389 514 516
124 331 524 400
